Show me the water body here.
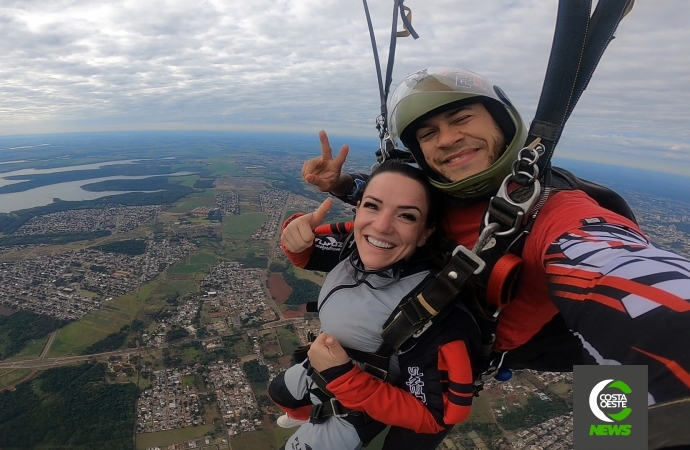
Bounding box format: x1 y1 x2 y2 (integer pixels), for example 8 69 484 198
0 159 192 213
0 159 141 183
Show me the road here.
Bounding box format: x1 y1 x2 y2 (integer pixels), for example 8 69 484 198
39 330 59 359
260 198 291 320
0 347 154 370
260 317 306 329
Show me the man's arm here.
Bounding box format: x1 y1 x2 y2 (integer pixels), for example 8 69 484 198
544 221 690 405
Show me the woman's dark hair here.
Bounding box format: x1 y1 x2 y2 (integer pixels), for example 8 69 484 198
363 159 443 228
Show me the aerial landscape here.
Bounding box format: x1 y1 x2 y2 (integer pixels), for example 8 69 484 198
0 131 689 450
2 0 689 449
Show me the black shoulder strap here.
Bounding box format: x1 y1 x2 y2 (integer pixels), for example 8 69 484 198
528 0 634 177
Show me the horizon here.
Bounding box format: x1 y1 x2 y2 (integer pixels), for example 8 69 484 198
1 1 689 175
2 129 690 180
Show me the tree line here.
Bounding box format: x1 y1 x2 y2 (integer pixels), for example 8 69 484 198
281 270 320 306
0 363 137 450
0 310 69 359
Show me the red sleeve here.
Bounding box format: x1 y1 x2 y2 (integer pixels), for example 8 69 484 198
280 213 313 268
326 339 474 434
326 366 446 434
437 341 474 425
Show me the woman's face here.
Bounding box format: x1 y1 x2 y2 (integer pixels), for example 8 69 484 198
354 172 434 271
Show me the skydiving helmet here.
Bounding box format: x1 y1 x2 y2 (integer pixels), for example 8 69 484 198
388 68 528 200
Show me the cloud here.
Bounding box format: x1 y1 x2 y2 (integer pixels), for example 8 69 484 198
0 0 688 173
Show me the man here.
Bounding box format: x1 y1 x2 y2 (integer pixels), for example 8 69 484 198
299 68 690 449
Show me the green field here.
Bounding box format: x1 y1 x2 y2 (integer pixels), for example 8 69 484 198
168 191 218 213
4 335 49 361
169 174 199 187
182 374 196 388
135 424 216 450
292 266 327 286
152 279 198 300
276 326 300 359
466 391 496 423
232 428 279 450
189 252 218 265
48 282 163 357
0 368 33 390
223 212 267 239
207 161 246 177
167 261 207 275
190 190 216 198
548 381 573 396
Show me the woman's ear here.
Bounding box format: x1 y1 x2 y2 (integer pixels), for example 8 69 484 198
418 226 436 247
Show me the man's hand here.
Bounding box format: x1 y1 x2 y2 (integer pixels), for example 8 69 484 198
308 332 350 372
280 198 332 253
302 130 351 194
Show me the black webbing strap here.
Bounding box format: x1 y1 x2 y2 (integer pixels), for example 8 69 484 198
380 246 483 352
342 346 391 381
529 0 634 177
310 367 335 398
309 397 353 422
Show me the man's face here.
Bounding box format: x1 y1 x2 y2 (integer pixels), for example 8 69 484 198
414 103 506 182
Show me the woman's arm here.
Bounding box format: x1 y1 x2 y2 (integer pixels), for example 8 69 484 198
309 333 474 434
280 198 352 272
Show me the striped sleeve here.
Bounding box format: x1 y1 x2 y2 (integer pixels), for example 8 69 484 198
545 222 690 404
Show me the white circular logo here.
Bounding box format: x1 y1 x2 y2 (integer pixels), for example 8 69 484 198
589 379 615 422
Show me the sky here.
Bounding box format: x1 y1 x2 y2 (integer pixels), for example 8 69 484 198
1 0 689 175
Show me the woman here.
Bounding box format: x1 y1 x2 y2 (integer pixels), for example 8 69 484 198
270 160 479 450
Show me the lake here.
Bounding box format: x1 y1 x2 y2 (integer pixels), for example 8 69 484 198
0 159 192 213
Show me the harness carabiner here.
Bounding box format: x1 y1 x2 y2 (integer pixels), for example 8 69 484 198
484 140 545 237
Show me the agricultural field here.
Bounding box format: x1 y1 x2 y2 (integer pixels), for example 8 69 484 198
3 335 49 361
151 278 198 300
232 428 279 450
266 273 291 304
206 160 246 177
223 213 267 239
48 281 164 357
0 368 33 391
292 266 327 286
275 326 300 359
168 191 218 213
135 423 217 450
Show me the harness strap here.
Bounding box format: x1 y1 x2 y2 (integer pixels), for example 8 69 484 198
381 246 483 352
309 397 350 423
308 368 374 424
342 347 391 381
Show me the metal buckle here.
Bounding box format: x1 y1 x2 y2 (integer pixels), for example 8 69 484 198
329 398 348 418
485 176 541 237
451 244 486 275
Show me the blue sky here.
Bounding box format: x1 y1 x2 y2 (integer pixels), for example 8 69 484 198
1 0 688 175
